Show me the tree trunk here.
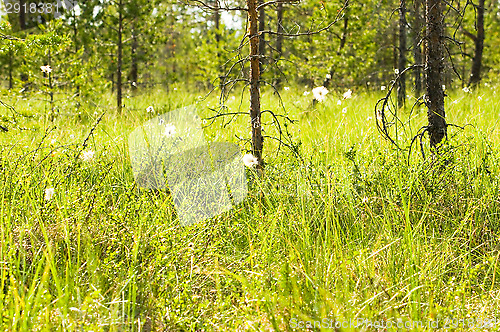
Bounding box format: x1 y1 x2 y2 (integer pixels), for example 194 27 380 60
19 0 26 30
468 0 485 86
398 0 407 108
275 2 284 88
392 29 398 73
258 1 266 75
72 8 81 96
413 0 423 96
323 9 348 89
248 0 263 169
425 0 446 148
214 1 223 90
117 0 123 112
130 27 139 92
8 49 13 90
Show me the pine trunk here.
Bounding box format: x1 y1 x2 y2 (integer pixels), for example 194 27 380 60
468 0 485 86
398 0 407 108
425 0 446 148
214 0 222 86
130 27 138 92
259 1 266 75
275 3 284 88
248 0 263 169
413 0 423 96
117 0 123 112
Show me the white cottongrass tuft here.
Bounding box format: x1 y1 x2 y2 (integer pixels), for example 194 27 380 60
312 86 329 102
81 150 95 162
343 89 353 99
40 65 52 74
164 123 176 137
146 106 155 113
242 154 259 168
45 188 55 201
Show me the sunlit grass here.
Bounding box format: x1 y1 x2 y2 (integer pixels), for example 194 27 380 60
1 85 500 330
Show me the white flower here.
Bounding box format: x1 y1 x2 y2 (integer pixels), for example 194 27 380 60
463 86 470 93
343 89 353 99
69 134 75 139
303 91 310 96
326 73 332 80
231 96 236 100
81 150 95 162
284 87 290 91
44 188 55 201
242 154 259 168
362 197 369 203
366 116 373 121
394 69 399 75
146 106 155 113
381 86 386 91
312 86 329 102
132 82 137 87
478 96 482 101
40 65 52 74
173 87 177 91
442 85 446 91
342 108 347 114
164 123 176 137
337 100 342 106
50 139 57 145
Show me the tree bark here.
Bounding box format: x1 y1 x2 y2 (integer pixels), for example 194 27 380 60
323 10 349 89
248 0 263 169
117 0 123 112
275 2 284 88
214 0 222 86
258 1 266 75
130 26 139 92
425 0 446 148
8 49 13 90
398 0 407 108
19 0 26 30
468 0 485 86
413 0 423 96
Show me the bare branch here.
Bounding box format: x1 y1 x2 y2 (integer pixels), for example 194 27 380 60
260 18 341 37
0 33 24 42
257 0 299 10
182 0 247 11
461 28 477 41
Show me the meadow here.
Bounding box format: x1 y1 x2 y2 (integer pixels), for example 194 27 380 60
1 85 500 331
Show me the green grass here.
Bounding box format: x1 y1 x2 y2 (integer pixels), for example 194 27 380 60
1 85 500 331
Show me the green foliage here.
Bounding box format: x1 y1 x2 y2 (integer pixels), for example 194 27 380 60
0 87 499 329
0 0 500 329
